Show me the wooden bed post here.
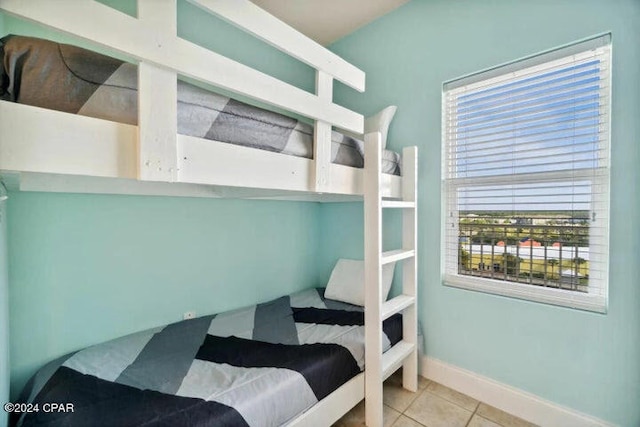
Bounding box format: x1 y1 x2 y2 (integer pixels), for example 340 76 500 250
401 146 419 392
137 0 178 182
313 71 333 192
364 134 418 426
364 132 385 427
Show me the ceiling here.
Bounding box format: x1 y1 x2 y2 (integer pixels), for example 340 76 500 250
251 0 410 46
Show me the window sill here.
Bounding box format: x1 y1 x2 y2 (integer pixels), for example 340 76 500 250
443 273 607 314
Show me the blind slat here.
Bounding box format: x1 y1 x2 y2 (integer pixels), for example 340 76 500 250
447 98 606 133
456 89 607 124
451 120 604 148
451 109 604 140
457 76 605 115
450 140 603 163
454 55 607 96
456 151 605 170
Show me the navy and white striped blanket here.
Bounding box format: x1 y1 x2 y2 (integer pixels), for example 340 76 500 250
13 288 401 427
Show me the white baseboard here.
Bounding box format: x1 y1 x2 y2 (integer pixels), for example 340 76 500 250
420 356 614 427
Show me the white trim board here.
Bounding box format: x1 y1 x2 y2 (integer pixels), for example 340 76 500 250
420 356 614 427
0 171 371 203
0 101 403 200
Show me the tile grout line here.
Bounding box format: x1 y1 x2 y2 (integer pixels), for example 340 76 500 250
398 382 429 426
427 381 515 427
415 382 484 427
391 378 516 427
421 388 480 418
464 401 481 427
424 382 482 414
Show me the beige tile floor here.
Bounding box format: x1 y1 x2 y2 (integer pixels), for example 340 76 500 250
333 370 538 427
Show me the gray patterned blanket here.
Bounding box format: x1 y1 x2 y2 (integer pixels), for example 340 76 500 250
12 288 402 427
0 35 401 175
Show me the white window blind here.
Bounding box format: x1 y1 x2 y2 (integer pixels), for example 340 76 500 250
442 35 611 312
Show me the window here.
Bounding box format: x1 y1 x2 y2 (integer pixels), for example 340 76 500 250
442 35 611 313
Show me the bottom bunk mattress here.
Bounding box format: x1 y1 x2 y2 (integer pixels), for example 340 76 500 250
0 35 402 175
12 288 402 427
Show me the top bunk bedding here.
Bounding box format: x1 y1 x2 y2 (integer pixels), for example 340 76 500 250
12 287 402 427
0 35 402 176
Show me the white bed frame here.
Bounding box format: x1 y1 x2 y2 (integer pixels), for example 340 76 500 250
0 1 418 426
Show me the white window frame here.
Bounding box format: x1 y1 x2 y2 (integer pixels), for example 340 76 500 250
441 34 611 313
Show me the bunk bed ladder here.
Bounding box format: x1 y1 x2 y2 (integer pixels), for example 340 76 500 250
364 133 418 427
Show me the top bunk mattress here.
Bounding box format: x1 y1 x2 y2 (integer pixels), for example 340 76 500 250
0 35 401 175
12 287 402 427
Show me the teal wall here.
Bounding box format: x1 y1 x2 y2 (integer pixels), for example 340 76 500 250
7 193 320 400
0 193 9 427
328 0 640 425
1 11 8 424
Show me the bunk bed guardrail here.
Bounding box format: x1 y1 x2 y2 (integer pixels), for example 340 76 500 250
0 0 367 193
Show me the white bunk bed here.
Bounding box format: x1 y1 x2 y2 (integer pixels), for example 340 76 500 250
0 1 419 426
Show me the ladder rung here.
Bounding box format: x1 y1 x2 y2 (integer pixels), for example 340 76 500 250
381 249 415 265
382 340 415 380
382 295 415 320
381 201 416 209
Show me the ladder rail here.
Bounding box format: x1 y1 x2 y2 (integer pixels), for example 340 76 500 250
364 132 384 426
382 295 415 321
364 133 419 427
401 146 419 392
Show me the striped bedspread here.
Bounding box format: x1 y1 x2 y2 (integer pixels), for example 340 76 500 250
13 288 401 427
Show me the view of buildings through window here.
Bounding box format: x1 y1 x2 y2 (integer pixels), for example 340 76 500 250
458 210 590 291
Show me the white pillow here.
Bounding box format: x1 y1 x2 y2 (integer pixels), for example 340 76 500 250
324 259 395 306
364 105 397 149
